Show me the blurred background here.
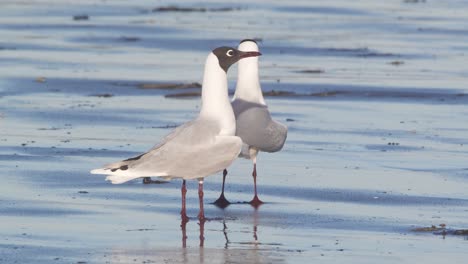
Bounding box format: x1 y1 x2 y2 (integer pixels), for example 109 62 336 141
1 0 467 92
1 1 468 263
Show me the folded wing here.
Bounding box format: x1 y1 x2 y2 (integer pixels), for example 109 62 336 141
91 118 242 183
232 99 287 153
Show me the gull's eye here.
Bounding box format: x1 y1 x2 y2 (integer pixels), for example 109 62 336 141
226 49 234 57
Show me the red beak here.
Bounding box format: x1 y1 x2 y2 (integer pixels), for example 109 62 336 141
239 51 262 59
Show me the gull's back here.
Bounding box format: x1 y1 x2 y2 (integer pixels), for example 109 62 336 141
232 99 287 153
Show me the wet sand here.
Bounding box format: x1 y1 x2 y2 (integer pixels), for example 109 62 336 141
1 1 468 263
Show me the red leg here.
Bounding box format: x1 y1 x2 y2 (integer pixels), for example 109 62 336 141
198 180 205 221
181 180 189 222
199 218 206 247
249 163 264 207
181 217 188 248
214 169 230 208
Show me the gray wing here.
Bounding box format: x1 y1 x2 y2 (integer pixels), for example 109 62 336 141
95 120 195 171
232 99 287 153
91 118 242 183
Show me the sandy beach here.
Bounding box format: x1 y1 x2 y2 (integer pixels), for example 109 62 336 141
1 0 468 263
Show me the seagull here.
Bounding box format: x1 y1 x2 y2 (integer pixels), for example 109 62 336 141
214 39 287 208
91 46 262 221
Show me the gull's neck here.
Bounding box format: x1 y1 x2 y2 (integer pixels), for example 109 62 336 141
199 53 236 136
233 57 266 105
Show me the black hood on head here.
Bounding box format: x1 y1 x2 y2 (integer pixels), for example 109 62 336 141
212 46 242 73
212 46 261 73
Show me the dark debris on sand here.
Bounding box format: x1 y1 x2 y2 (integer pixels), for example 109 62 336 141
263 90 296 97
295 69 325 74
389 61 405 66
35 77 46 83
165 91 201 98
403 0 426 3
139 82 201 90
137 124 178 129
411 224 468 237
89 93 114 98
118 36 141 42
0 46 17 50
73 15 89 21
152 6 242 12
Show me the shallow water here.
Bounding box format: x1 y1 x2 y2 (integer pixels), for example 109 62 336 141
1 0 468 263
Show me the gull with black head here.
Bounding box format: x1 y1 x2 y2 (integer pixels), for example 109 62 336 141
91 46 262 221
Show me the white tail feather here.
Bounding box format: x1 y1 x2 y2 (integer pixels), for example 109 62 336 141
105 175 141 184
90 168 109 175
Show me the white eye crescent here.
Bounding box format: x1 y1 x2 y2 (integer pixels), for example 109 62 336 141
226 50 234 57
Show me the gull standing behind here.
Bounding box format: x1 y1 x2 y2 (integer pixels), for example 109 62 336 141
214 39 287 208
91 46 262 220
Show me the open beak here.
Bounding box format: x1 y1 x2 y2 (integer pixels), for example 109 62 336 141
239 51 262 59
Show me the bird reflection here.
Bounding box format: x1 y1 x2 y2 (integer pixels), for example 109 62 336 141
181 218 188 248
108 210 274 264
222 219 229 249
252 207 259 244
181 207 261 249
180 218 207 248
199 218 206 247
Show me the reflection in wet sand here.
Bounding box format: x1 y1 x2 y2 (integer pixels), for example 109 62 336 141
253 208 259 244
170 211 284 263
219 208 260 249
178 206 265 250
222 219 229 249
179 218 208 248
199 219 206 248
181 218 188 248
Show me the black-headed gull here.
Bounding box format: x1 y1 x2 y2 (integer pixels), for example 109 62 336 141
92 46 262 220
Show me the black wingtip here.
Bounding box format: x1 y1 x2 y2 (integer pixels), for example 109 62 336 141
110 165 129 172
124 153 144 162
